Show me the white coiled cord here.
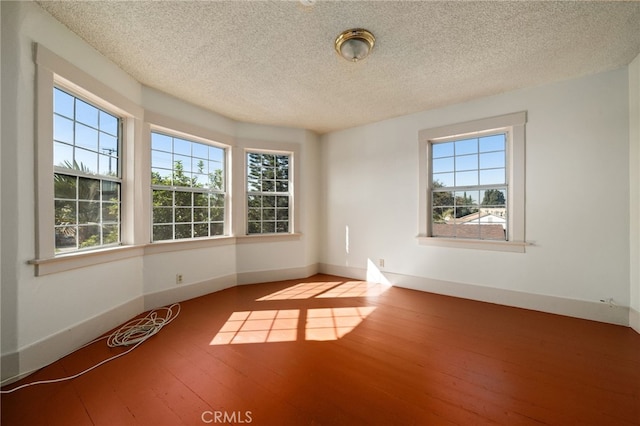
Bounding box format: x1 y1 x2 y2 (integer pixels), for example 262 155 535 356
1 303 180 394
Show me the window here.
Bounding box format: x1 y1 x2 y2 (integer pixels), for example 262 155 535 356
418 112 527 252
246 151 291 234
151 132 226 241
53 87 121 253
431 133 508 240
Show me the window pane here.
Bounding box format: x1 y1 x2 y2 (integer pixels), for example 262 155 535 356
175 224 192 239
54 115 74 144
54 142 74 168
54 88 74 119
75 148 98 174
432 157 454 173
276 221 289 233
455 171 478 186
55 200 76 225
432 142 453 158
192 142 209 160
78 224 100 248
480 189 507 207
78 177 100 200
211 207 224 221
99 111 118 136
194 193 208 207
210 146 224 162
99 154 117 176
432 191 454 208
151 168 172 186
151 133 172 152
102 202 119 222
175 191 191 207
479 134 505 152
194 223 209 238
455 154 478 171
175 207 192 222
55 226 77 251
103 224 119 245
153 207 172 224
433 173 454 187
193 208 208 222
153 225 173 241
211 223 224 236
78 201 100 222
263 222 275 233
100 133 118 155
76 99 99 128
455 138 477 155
153 190 173 207
479 168 506 185
480 151 505 169
173 138 191 156
76 123 98 151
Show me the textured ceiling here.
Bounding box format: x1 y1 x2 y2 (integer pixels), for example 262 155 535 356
36 1 640 134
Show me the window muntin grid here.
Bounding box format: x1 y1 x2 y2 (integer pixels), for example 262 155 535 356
246 152 291 235
151 132 226 241
53 87 121 253
431 133 508 241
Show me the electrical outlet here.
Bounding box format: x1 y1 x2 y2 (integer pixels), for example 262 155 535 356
379 258 385 268
176 274 183 285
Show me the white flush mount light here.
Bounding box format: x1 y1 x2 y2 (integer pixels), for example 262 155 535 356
335 28 375 62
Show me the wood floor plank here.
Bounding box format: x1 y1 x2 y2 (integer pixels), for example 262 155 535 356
2 274 639 425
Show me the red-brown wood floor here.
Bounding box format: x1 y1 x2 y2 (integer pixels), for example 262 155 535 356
2 274 640 425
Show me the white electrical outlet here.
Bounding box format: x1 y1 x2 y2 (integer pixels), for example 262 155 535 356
176 274 183 284
379 258 385 268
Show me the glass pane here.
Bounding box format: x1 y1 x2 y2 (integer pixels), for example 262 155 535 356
479 134 505 152
210 193 225 208
455 190 479 206
78 225 100 248
263 195 276 207
432 191 454 208
194 193 208 207
432 207 453 224
175 191 191 207
103 224 119 245
262 154 276 167
263 208 275 220
211 207 224 221
479 168 506 185
153 224 173 241
102 202 119 222
153 190 173 207
175 224 192 239
276 221 289 233
247 176 261 192
248 195 261 208
455 154 478 171
75 148 98 174
54 142 74 168
455 171 478 186
99 111 118 136
248 208 261 221
55 200 76 225
432 173 454 187
276 196 289 208
263 222 275 233
262 180 275 192
210 146 224 162
175 207 192 222
192 173 208 188
276 208 289 221
455 206 479 220
194 223 209 238
193 207 208 222
211 222 224 236
432 157 454 174
78 201 100 223
247 222 261 234
193 158 207 174
432 141 453 158
99 154 117 176
173 138 191 156
174 154 192 173
54 115 74 144
455 138 477 155
276 180 289 192
54 174 76 199
102 180 120 204
78 177 100 200
76 99 99 128
55 226 77 251
151 168 172 186
54 88 74 118
457 223 481 239
263 167 275 180
480 151 505 169
480 224 507 241
192 143 209 160
209 166 224 190
99 132 118 154
153 206 172 224
151 132 172 152
480 189 507 207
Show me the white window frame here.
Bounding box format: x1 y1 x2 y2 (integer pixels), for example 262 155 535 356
148 120 231 242
418 112 527 252
32 45 144 275
233 139 300 241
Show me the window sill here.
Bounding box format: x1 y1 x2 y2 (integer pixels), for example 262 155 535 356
417 236 529 253
143 236 236 255
29 245 145 276
236 233 302 244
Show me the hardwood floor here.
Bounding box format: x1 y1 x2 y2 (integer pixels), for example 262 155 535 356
2 274 640 425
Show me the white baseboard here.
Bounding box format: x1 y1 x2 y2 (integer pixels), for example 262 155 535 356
1 296 144 385
144 273 237 311
237 263 319 285
630 307 640 334
318 263 630 327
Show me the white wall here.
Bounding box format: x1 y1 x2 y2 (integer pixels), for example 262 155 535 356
321 68 631 325
630 53 640 333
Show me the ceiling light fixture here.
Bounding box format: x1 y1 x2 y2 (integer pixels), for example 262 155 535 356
335 28 375 62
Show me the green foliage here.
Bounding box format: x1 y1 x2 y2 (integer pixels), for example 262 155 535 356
481 189 506 206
